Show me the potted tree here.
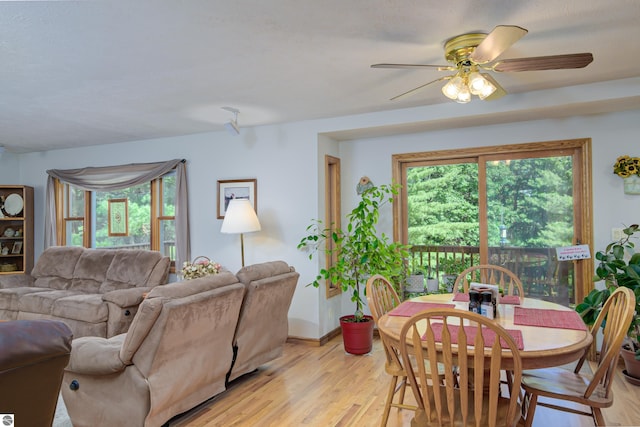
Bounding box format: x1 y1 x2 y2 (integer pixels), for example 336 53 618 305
576 223 640 384
298 184 410 355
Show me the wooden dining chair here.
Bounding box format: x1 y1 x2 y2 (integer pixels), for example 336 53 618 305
521 286 635 427
453 264 525 395
453 264 525 301
399 308 523 427
366 274 418 426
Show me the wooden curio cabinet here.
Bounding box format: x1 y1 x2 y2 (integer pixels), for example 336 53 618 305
0 186 34 275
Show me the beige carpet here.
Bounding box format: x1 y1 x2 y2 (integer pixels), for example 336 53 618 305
53 394 72 427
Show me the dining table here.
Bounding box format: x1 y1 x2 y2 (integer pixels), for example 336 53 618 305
377 293 593 370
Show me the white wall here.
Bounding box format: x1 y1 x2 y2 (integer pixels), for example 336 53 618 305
2 78 639 340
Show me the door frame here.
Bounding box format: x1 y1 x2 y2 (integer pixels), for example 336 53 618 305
392 138 593 304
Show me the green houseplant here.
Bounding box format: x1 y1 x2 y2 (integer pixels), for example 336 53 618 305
576 224 640 381
298 183 410 354
438 256 471 292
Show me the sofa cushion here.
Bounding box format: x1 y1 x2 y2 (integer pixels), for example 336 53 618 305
52 294 109 323
70 250 117 293
100 251 167 293
31 246 84 290
0 288 51 311
18 290 81 315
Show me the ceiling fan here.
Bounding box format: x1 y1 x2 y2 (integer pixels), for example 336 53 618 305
371 25 593 103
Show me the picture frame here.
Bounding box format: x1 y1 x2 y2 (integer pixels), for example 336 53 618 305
217 179 257 219
108 198 129 236
11 241 22 254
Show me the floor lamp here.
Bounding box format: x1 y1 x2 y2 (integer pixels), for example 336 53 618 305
220 199 261 267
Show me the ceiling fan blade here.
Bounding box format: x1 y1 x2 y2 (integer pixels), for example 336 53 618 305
480 74 507 101
492 52 593 72
390 76 451 101
470 25 528 64
371 63 454 71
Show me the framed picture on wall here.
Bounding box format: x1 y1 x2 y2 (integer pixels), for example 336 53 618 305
217 179 257 219
11 241 22 254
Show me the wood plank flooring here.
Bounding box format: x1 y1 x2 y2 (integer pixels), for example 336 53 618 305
168 335 640 427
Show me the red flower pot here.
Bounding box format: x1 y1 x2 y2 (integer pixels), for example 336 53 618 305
621 347 640 383
340 315 374 355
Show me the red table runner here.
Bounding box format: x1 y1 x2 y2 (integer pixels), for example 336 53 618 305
428 322 524 350
452 293 469 302
388 301 455 317
500 295 521 305
514 307 587 331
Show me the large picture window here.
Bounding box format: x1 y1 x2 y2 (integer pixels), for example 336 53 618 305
47 159 187 271
59 175 174 257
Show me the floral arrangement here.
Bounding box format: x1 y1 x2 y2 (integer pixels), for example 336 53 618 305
613 155 640 178
180 256 222 280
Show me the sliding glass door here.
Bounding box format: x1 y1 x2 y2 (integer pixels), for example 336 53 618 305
394 140 592 307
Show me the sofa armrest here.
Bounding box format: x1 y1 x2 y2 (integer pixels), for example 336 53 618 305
66 334 128 375
102 287 154 308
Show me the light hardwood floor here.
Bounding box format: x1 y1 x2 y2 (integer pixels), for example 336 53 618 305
169 335 640 427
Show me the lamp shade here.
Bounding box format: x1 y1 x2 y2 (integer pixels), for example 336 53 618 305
220 199 261 234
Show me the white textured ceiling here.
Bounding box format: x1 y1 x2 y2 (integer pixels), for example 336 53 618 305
1 0 639 153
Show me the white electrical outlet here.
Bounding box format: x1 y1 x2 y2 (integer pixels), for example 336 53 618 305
612 228 625 241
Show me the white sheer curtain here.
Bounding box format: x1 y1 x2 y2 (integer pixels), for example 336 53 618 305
45 159 189 268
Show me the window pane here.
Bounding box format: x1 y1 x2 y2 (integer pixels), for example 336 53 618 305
95 184 151 249
486 156 575 305
407 163 479 246
65 220 84 247
159 219 176 261
162 172 176 216
68 186 85 217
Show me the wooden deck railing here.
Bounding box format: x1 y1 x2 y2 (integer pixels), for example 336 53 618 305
408 244 574 305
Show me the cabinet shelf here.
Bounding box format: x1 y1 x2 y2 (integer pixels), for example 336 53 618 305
0 186 33 275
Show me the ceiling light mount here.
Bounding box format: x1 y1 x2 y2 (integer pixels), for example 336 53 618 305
222 106 240 135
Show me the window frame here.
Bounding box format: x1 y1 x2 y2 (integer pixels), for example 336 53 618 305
54 171 177 271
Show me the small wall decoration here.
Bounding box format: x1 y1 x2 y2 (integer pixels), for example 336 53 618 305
108 198 129 236
613 155 640 195
217 179 257 219
356 176 374 195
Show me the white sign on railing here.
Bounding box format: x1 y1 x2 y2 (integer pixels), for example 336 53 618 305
556 244 591 261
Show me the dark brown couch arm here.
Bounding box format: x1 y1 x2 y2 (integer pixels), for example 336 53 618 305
0 320 72 427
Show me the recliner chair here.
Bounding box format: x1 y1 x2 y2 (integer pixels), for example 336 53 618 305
0 319 73 427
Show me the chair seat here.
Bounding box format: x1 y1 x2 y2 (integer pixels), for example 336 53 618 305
521 366 612 408
412 386 521 427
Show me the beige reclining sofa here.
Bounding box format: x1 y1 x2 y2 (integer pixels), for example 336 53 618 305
61 260 299 427
0 246 171 338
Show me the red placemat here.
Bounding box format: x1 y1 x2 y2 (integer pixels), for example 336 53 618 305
500 295 521 305
428 322 524 350
388 301 456 317
514 307 587 331
452 293 469 302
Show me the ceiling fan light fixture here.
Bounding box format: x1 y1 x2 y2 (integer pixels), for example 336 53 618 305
442 75 464 100
455 85 471 103
478 78 497 100
468 71 486 94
